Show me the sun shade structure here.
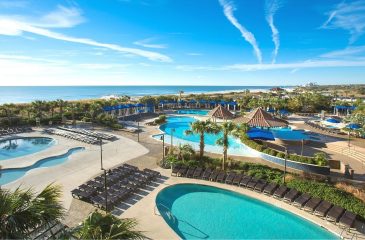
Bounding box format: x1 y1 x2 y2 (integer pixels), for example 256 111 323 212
208 105 234 120
326 118 340 123
347 123 361 130
233 107 288 128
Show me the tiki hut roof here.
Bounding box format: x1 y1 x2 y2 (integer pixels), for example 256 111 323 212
233 107 288 128
208 105 234 120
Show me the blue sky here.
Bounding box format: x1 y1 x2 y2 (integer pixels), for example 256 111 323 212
0 0 364 86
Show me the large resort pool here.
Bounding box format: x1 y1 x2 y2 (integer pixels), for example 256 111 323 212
0 147 85 185
155 116 311 156
156 184 337 239
156 116 257 157
0 137 55 160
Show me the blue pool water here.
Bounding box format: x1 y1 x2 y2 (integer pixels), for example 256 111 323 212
156 184 338 239
0 147 84 185
176 109 209 115
0 137 55 160
157 116 257 156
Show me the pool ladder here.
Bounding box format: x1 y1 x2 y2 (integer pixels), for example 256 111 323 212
340 227 358 240
154 203 178 225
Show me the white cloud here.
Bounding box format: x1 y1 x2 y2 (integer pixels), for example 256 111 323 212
265 0 282 64
36 5 85 28
0 6 172 62
218 0 262 63
321 0 365 43
320 45 365 58
133 37 168 49
176 59 365 71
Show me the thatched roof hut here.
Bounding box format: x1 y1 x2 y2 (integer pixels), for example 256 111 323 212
233 107 288 128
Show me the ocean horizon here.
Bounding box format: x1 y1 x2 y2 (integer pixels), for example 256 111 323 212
0 85 292 104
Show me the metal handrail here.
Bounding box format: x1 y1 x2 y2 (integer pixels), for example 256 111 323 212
154 203 177 225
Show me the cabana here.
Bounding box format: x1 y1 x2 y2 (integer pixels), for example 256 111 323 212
159 100 177 110
326 118 340 124
208 105 234 121
333 105 356 116
187 99 197 108
227 101 238 111
233 107 288 128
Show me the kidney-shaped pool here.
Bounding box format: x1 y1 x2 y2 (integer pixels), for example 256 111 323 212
0 137 55 160
156 184 338 239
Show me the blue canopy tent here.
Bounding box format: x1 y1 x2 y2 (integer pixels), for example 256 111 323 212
247 129 275 141
267 108 275 113
347 123 361 130
326 118 340 123
228 101 238 111
334 105 357 116
279 109 289 115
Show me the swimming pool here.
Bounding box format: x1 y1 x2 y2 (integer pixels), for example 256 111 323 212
175 109 209 115
0 137 55 161
156 184 337 239
0 147 85 185
156 116 258 157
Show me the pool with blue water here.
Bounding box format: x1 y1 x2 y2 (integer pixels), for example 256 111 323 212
0 147 84 185
156 116 257 156
0 137 55 161
156 184 338 239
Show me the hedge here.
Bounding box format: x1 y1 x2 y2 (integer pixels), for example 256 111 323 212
241 138 328 166
287 179 365 219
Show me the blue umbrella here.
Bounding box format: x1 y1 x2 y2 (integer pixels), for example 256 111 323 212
279 109 289 115
326 118 340 123
247 129 275 141
347 123 361 130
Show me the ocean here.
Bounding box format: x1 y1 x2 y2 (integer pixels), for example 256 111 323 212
0 86 290 104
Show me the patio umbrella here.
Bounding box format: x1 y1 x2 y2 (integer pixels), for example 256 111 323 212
326 118 340 123
347 123 361 130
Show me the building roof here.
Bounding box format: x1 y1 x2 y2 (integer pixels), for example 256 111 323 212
208 105 234 119
233 107 288 128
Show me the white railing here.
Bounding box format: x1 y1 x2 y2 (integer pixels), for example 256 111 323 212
154 203 177 225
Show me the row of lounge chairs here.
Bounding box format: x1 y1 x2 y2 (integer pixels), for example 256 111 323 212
0 127 32 136
305 121 344 135
172 165 359 231
71 164 160 210
58 126 115 140
45 128 99 144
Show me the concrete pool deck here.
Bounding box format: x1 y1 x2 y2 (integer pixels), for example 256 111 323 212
122 168 357 240
1 129 149 210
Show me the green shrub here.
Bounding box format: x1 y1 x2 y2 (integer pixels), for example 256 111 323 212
276 152 285 158
154 115 167 125
287 179 365 219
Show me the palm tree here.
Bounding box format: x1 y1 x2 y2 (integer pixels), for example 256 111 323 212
216 122 249 170
0 103 15 126
185 120 219 160
31 100 46 121
67 103 80 125
56 99 66 122
177 143 195 162
178 90 184 101
48 101 57 118
0 184 65 238
89 102 101 122
71 211 144 239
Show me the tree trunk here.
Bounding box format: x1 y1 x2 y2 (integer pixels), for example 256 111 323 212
199 133 204 161
222 146 227 170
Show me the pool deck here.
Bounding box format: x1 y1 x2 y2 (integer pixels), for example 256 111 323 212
122 168 354 240
1 129 149 210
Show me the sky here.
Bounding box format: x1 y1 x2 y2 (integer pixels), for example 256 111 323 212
0 0 364 86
